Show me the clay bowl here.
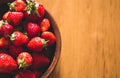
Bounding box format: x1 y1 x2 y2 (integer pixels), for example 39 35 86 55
0 1 61 78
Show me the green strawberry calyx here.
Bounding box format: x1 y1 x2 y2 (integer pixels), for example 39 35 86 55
0 20 4 27
26 0 36 14
10 32 16 41
26 0 40 16
41 39 49 50
0 20 9 28
18 58 31 69
8 2 15 11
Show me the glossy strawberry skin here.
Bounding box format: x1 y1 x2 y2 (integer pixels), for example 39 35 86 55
27 37 44 52
0 37 10 49
31 53 50 69
37 3 45 19
40 18 50 32
0 21 13 38
9 0 26 12
9 45 23 57
0 24 13 37
41 31 56 46
15 70 36 78
7 12 24 26
17 52 33 69
27 22 41 37
0 53 17 73
10 31 29 47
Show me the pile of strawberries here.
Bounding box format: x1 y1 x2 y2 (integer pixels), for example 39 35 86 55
0 0 56 78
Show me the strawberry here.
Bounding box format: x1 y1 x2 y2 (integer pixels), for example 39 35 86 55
0 20 13 38
31 53 50 69
26 22 41 37
15 70 36 78
0 37 10 49
40 18 50 32
17 52 33 69
6 12 24 26
9 45 23 57
24 0 45 22
9 0 26 12
2 11 10 20
0 53 17 73
27 37 46 52
10 31 29 46
41 31 56 46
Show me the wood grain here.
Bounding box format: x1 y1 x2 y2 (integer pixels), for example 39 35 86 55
36 0 120 78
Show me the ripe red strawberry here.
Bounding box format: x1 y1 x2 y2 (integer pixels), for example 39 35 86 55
26 22 41 37
41 31 56 46
0 53 17 73
27 37 46 52
9 0 26 12
40 18 50 32
0 20 13 38
24 0 45 21
15 70 36 78
0 37 10 49
6 12 24 26
17 52 33 69
31 53 50 69
10 31 29 46
9 45 23 57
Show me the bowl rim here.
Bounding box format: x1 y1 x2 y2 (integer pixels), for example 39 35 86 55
41 10 61 78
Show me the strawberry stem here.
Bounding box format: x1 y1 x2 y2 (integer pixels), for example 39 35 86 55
18 59 25 69
26 0 36 14
0 20 4 27
18 57 31 69
26 0 40 16
8 2 15 11
4 20 9 24
0 20 9 28
43 40 49 50
10 33 16 41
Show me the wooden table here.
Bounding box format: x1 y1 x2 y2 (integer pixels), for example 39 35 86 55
37 0 120 78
